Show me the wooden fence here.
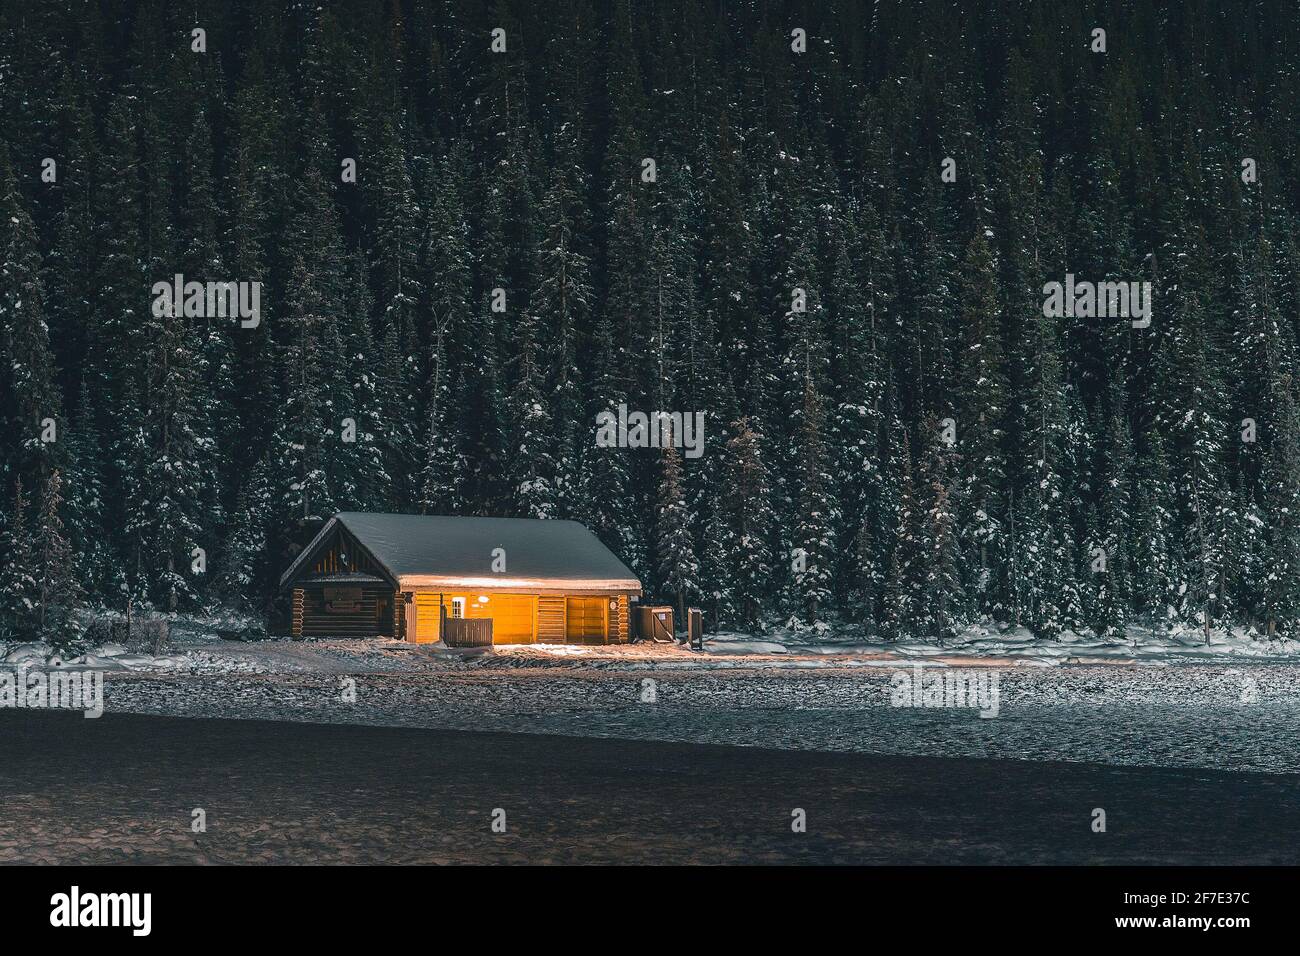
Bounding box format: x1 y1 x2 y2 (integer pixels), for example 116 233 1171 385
443 618 494 648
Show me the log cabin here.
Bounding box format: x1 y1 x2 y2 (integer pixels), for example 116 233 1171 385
278 513 642 646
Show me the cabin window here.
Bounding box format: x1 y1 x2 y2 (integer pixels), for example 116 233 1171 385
450 597 466 619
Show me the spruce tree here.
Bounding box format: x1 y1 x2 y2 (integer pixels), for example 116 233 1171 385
791 368 836 624
32 468 83 651
915 422 964 643
0 148 62 486
1261 374 1300 636
880 427 922 641
716 417 773 630
0 478 37 643
531 119 593 513
655 422 699 626
63 380 110 600
1129 432 1177 639
953 227 1009 618
584 312 641 573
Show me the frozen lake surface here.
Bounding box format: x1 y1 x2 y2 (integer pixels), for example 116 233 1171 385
91 661 1300 774
2 710 1298 864
6 646 1299 863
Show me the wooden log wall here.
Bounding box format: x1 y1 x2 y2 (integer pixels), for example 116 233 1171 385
300 584 393 638
613 594 630 644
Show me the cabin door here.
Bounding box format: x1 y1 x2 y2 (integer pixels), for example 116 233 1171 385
412 593 442 643
565 597 608 644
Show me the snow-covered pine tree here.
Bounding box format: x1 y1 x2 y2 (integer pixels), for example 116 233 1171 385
906 176 961 422
1156 213 1229 639
1227 487 1268 630
341 249 391 512
1129 431 1177 640
88 94 152 606
915 419 964 643
953 226 1008 619
224 42 287 496
598 172 652 547
32 468 83 651
880 424 922 641
216 454 274 613
368 115 423 362
442 141 504 511
131 159 209 611
679 309 735 629
829 202 892 632
265 139 348 540
763 144 828 616
177 108 231 543
415 291 460 516
655 419 699 625
698 113 757 386
62 380 111 600
415 150 476 514
998 74 1080 638
532 117 593 514
1261 373 1300 636
791 360 836 624
42 69 98 401
1088 385 1131 639
716 416 773 630
584 311 642 575
504 305 560 520
601 179 648 390
0 477 38 643
477 0 537 312
0 146 62 487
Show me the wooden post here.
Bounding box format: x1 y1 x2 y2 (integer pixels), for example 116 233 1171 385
291 588 304 640
404 597 418 643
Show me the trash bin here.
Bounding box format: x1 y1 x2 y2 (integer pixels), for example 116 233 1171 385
687 607 704 651
633 605 675 643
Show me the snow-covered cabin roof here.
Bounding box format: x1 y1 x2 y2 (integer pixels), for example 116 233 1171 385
280 513 642 593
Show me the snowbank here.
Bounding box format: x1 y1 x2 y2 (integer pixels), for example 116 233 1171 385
9 613 1298 682
706 622 1300 665
1 640 189 672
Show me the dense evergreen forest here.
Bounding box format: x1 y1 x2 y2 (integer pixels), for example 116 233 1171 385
2 0 1300 646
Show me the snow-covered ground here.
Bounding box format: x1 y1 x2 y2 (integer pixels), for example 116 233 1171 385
4 617 1299 777
709 621 1300 664
11 613 1299 675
